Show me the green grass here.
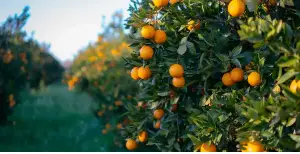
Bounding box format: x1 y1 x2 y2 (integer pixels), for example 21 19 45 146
0 84 125 152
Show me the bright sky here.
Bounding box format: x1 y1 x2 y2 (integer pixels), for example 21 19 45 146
0 0 131 62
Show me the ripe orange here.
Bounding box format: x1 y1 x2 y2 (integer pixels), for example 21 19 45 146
140 45 154 60
126 139 138 150
152 0 169 7
138 131 148 143
131 67 140 80
102 129 107 134
248 72 261 87
170 0 178 5
242 141 264 152
115 100 123 106
154 121 161 129
108 105 114 111
9 100 16 108
138 66 152 80
187 20 201 31
222 73 235 87
268 0 277 6
290 80 300 94
230 68 244 82
97 111 104 117
154 30 167 44
117 123 123 129
153 109 165 120
172 77 185 88
228 0 245 17
200 142 217 152
105 123 111 129
141 25 155 39
169 64 184 78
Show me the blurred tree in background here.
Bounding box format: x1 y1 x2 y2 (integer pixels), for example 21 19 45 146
0 6 64 125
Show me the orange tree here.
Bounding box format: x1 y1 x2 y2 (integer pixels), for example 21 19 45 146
65 12 140 150
122 0 300 152
0 7 64 125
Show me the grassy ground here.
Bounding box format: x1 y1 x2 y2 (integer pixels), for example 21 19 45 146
0 84 124 152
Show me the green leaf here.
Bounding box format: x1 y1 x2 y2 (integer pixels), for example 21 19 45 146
276 56 298 68
180 37 187 45
187 134 201 145
230 45 242 57
199 52 207 69
232 59 242 68
286 117 296 127
158 91 169 96
216 54 230 61
280 84 300 102
187 41 196 55
277 71 298 84
289 134 300 143
177 45 187 55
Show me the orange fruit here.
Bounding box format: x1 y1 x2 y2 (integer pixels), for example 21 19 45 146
140 45 154 60
126 139 138 150
200 142 217 152
9 94 14 102
105 123 111 129
222 73 235 87
108 105 114 111
290 80 300 94
131 67 140 80
153 109 165 120
138 66 152 80
154 121 161 129
152 0 169 7
97 111 104 117
172 77 185 88
154 30 167 44
127 95 133 100
102 129 107 134
141 25 155 39
248 72 261 87
242 141 264 152
9 100 16 108
115 100 123 106
170 0 178 5
169 64 184 77
187 20 201 31
138 131 148 143
230 68 244 82
268 0 277 6
228 0 245 17
117 123 123 129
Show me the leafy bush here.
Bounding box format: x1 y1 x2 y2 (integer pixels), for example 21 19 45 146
122 0 300 152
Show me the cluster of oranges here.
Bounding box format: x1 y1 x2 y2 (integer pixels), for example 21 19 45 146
125 130 149 150
169 64 185 88
130 25 167 81
67 76 80 90
124 108 165 150
222 67 261 87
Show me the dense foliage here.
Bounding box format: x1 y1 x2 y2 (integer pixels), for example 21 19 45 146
122 0 300 152
0 7 64 125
